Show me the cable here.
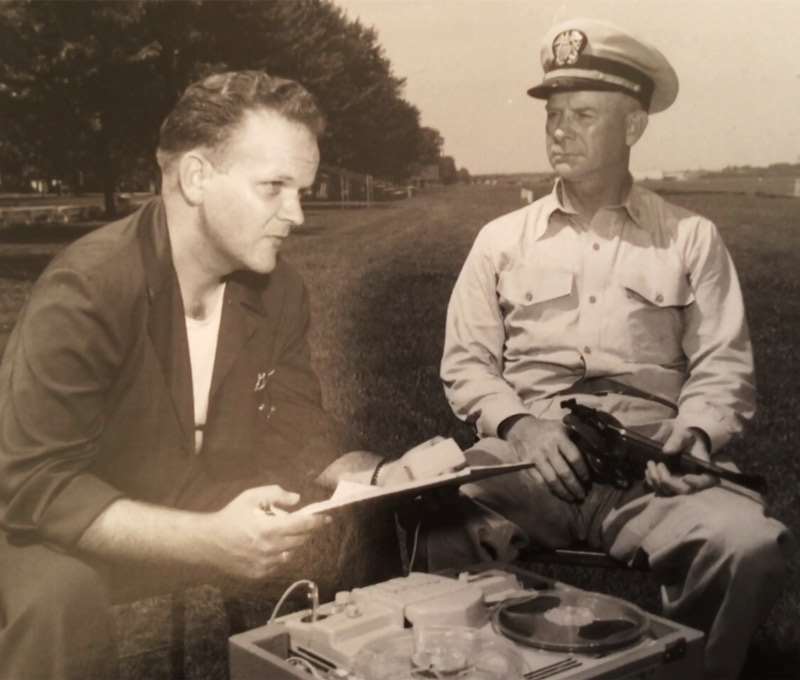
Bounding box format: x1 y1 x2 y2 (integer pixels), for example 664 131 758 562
267 579 319 625
407 519 422 572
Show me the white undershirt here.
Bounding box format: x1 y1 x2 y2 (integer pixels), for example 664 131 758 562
185 283 226 453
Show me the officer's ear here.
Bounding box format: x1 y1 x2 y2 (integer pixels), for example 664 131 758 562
624 108 649 148
177 150 214 206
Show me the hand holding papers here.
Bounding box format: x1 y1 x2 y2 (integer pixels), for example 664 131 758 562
297 438 537 516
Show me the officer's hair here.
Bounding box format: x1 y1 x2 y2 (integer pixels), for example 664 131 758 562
156 70 325 171
614 91 646 115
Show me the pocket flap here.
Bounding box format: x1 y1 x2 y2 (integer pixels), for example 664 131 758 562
619 267 695 307
501 267 574 305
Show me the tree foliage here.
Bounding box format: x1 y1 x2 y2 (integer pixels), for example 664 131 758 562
0 0 453 213
438 156 457 185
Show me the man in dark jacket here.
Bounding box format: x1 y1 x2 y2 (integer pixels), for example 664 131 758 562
0 70 404 680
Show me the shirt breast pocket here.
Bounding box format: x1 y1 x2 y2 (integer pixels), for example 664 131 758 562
617 267 695 362
499 267 576 341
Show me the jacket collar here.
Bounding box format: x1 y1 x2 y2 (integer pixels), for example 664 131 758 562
134 198 276 451
135 200 195 451
137 198 175 302
136 198 270 317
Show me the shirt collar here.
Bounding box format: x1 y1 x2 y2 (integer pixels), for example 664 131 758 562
535 177 649 240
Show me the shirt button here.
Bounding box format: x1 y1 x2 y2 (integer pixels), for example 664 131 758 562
592 242 600 251
583 346 592 354
655 293 664 303
525 292 533 302
588 295 596 304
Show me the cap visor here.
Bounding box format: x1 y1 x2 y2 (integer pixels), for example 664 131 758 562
527 77 638 100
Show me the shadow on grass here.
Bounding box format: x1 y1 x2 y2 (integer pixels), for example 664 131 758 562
741 634 800 680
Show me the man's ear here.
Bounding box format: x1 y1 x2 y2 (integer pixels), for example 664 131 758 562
177 151 212 206
625 109 649 148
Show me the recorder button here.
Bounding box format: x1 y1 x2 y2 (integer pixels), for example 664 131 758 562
333 591 350 613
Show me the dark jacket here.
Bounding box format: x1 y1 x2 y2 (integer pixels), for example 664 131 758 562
0 199 340 548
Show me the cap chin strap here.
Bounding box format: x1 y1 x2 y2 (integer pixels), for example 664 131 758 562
543 68 641 94
528 78 651 111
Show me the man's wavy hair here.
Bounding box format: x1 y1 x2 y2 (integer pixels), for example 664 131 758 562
156 70 325 171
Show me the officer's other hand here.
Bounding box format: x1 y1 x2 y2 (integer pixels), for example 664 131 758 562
646 423 717 495
378 458 413 487
378 436 452 487
505 416 590 503
207 485 329 581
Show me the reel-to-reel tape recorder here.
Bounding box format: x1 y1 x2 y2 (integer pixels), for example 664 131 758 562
229 563 703 680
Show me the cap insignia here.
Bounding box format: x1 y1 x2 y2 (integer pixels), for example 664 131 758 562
553 29 587 66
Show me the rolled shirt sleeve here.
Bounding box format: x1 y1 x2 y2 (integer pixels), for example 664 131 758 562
676 217 755 452
0 266 127 547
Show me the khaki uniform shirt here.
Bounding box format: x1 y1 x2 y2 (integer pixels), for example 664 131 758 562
441 181 754 452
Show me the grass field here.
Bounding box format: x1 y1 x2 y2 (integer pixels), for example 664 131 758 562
645 175 798 198
0 184 798 678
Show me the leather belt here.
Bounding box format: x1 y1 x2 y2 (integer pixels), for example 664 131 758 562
555 377 678 414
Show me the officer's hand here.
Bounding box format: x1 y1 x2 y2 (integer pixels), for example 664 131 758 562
378 436 451 487
206 485 330 581
645 423 717 495
505 416 590 503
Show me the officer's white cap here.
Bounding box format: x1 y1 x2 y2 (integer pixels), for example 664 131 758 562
527 18 679 113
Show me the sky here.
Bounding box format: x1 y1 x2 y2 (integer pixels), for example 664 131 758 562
334 0 800 175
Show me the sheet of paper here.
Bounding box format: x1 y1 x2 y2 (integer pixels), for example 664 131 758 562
296 467 471 516
329 479 386 501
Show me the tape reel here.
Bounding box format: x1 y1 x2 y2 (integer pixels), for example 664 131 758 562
493 589 649 653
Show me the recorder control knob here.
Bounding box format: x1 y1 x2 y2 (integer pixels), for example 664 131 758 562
331 591 351 614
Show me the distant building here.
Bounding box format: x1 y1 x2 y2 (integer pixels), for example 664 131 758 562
632 169 664 181
411 164 440 188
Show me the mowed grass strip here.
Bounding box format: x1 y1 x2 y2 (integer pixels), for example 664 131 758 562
0 184 797 677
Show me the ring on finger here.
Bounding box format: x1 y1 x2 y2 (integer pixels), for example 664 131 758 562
280 550 291 562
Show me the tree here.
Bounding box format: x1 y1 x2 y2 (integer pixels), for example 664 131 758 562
416 127 444 166
438 156 457 184
0 1 179 214
0 0 449 212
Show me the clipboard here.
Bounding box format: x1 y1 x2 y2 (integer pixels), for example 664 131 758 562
296 460 537 516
